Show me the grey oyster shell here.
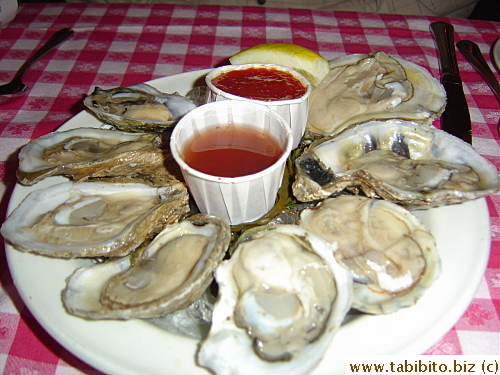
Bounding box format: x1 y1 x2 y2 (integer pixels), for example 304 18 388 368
1 180 189 258
83 83 196 133
62 214 231 319
16 127 176 186
293 119 500 209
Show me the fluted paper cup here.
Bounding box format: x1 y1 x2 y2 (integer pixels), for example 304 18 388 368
205 63 311 149
170 100 293 225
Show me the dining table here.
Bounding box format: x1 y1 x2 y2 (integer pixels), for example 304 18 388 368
0 2 499 374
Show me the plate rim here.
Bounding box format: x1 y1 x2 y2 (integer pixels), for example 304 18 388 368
491 36 500 74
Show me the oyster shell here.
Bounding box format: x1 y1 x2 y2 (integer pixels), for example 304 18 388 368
83 83 196 133
299 195 440 314
16 127 176 186
198 224 352 375
62 214 231 319
307 51 446 136
1 180 189 258
293 119 500 208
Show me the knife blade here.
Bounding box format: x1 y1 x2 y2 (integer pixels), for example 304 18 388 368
430 21 472 144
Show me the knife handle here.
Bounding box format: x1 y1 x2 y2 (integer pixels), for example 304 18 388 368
430 21 459 75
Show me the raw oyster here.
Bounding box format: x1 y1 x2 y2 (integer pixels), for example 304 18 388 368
1 180 189 258
62 214 231 319
293 119 500 208
198 224 352 375
307 51 446 136
83 83 196 133
16 127 176 186
299 195 440 314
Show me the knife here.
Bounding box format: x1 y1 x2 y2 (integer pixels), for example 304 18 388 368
430 21 472 144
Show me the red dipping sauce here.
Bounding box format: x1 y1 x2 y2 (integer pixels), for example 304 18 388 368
211 66 307 101
183 125 283 178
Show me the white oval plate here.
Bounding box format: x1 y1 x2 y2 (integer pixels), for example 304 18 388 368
5 70 491 375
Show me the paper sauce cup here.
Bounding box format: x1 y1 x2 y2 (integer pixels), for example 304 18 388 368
205 63 311 149
170 100 293 225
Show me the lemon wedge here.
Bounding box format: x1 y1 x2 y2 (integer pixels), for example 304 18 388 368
229 43 330 86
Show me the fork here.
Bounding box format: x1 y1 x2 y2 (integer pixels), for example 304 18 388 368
456 39 500 105
0 28 74 102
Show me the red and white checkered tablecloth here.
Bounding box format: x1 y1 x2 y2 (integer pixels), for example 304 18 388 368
0 3 499 374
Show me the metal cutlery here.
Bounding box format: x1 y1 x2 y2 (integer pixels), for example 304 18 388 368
430 21 472 144
457 39 500 105
0 27 74 104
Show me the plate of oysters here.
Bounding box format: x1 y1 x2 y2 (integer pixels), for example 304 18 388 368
3 49 499 375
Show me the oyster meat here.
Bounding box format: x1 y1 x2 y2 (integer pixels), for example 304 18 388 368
307 51 446 136
83 83 196 133
293 119 500 208
1 180 189 258
62 214 231 319
300 195 440 314
16 127 176 186
198 224 352 375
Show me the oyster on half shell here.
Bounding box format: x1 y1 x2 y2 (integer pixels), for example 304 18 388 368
307 51 446 136
16 127 176 186
198 224 352 375
293 119 500 208
300 195 440 314
1 180 189 258
83 83 196 133
62 214 231 320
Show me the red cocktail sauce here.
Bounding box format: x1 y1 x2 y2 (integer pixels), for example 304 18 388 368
212 67 307 101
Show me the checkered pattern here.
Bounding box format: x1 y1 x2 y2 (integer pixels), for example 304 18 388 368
65 0 478 18
0 3 499 374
